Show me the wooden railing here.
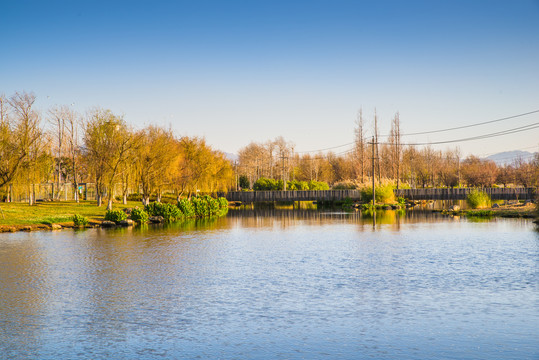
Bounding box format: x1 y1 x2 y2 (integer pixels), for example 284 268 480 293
394 187 536 201
223 188 536 203
224 190 361 202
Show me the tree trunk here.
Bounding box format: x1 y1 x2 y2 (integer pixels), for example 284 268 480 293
106 198 113 211
97 192 102 207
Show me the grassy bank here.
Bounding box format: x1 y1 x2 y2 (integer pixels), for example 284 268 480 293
439 203 537 219
0 200 138 231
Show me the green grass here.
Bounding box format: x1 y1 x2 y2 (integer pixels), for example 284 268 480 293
0 200 140 226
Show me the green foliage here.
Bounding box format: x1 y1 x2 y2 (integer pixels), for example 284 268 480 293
218 197 229 209
308 180 330 190
332 180 357 190
466 189 492 209
104 209 127 223
177 198 195 218
130 207 149 224
466 210 494 217
239 175 250 189
191 196 210 217
72 214 89 226
341 197 354 211
144 202 182 222
253 177 283 190
397 197 406 205
360 183 395 204
287 180 309 190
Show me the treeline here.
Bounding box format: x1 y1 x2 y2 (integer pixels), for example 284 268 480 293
237 110 539 189
0 91 234 208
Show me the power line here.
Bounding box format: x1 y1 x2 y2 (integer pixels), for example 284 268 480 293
296 108 539 154
304 120 539 160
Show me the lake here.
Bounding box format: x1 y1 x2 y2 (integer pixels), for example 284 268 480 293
1 210 537 359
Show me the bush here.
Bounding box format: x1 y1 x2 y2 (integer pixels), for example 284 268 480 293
72 214 89 226
287 180 309 190
205 195 220 215
332 180 357 190
191 196 210 217
467 189 491 209
360 182 395 204
130 207 149 224
253 177 282 190
144 202 182 222
239 175 250 189
104 209 127 223
177 198 195 218
218 197 229 209
308 180 330 190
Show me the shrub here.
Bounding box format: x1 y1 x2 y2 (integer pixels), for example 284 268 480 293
144 202 182 222
360 182 395 204
104 209 127 223
192 196 210 217
333 180 357 190
467 189 491 209
72 214 89 226
308 180 330 190
177 198 195 218
287 180 309 190
205 195 220 215
218 197 229 209
130 207 149 224
239 175 250 189
253 177 282 190
341 197 354 210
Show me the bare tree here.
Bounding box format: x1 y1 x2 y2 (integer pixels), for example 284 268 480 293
389 112 402 189
354 108 366 183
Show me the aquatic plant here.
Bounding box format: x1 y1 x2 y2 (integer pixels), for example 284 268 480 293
466 189 491 209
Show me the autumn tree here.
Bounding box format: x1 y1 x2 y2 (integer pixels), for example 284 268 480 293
0 92 43 204
461 156 498 187
84 109 134 209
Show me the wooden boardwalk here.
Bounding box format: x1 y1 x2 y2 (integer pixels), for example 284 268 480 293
394 187 536 201
224 190 361 203
223 188 536 203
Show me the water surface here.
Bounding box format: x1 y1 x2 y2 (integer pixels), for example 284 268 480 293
1 211 537 359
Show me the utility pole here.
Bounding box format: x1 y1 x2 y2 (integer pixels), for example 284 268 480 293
371 136 376 208
280 154 288 191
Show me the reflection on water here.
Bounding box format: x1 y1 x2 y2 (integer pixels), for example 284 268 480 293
0 211 537 359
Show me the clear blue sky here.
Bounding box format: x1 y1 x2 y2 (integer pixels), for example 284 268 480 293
2 0 539 157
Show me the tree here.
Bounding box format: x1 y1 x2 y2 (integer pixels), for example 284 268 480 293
84 109 134 209
134 125 178 205
389 112 402 189
354 108 366 183
461 156 498 187
0 92 42 204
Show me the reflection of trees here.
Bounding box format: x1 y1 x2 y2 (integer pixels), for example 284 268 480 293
227 207 446 230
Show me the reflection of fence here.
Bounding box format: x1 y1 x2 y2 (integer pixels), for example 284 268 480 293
395 187 536 201
225 190 362 203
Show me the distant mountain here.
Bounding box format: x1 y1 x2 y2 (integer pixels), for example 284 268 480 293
224 152 239 163
484 150 536 166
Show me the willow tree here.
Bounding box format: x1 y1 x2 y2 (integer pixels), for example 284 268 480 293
135 125 178 205
84 109 134 209
0 92 42 204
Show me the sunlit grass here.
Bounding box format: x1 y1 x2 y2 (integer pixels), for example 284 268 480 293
0 200 140 226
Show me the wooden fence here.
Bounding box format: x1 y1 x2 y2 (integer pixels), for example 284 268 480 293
394 187 536 201
224 188 536 203
224 190 362 203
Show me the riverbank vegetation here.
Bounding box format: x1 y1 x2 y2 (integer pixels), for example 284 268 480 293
0 91 234 210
